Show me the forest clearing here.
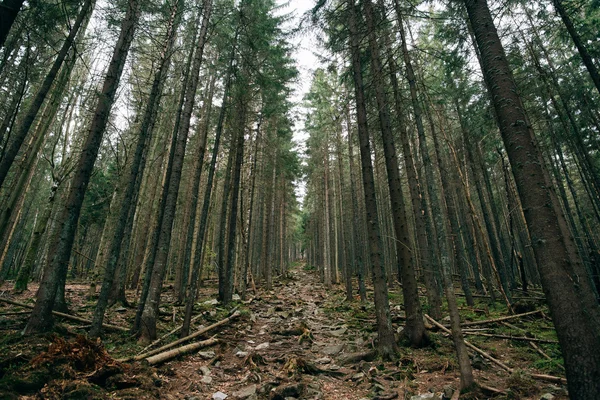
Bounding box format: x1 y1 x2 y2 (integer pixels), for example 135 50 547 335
0 0 599 398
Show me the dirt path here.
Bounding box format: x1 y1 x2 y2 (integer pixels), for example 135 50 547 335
0 264 569 399
161 266 394 400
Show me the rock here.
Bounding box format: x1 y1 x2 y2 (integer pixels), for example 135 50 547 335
329 326 347 337
200 366 211 376
213 391 228 400
315 357 331 364
328 364 340 370
442 386 454 400
233 384 257 399
204 299 219 306
199 351 216 359
236 351 249 358
442 316 451 323
201 376 213 384
322 344 344 355
232 294 241 301
351 372 365 381
255 342 270 350
410 394 439 400
471 354 486 370
115 306 127 312
540 394 555 400
271 383 305 399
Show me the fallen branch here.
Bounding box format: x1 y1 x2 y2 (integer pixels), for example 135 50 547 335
0 310 31 316
425 314 566 384
461 332 558 344
122 311 240 362
460 310 542 327
0 297 128 332
137 313 205 355
145 337 219 365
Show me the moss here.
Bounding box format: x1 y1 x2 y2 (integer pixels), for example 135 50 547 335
506 369 538 397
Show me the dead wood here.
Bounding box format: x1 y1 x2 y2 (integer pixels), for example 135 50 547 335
0 297 128 332
460 310 542 327
122 311 240 362
425 315 566 384
137 313 204 355
461 332 558 344
145 337 219 365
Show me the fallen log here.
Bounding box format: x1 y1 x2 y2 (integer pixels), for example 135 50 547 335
122 311 240 362
145 337 219 365
0 297 128 332
461 332 558 344
460 310 542 327
137 313 205 355
425 314 566 384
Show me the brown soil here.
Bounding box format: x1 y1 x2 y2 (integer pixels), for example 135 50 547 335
0 266 568 399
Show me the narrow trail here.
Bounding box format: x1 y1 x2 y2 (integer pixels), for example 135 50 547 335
163 266 391 399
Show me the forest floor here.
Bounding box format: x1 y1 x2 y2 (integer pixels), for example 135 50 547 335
0 263 568 399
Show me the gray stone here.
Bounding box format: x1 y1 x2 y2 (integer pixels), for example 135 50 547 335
232 294 241 301
201 375 213 384
315 357 331 364
351 372 365 381
255 342 270 350
232 384 256 399
540 394 555 400
322 344 344 355
204 299 219 306
200 366 211 376
198 351 216 359
236 351 249 358
330 326 347 337
212 391 227 400
410 394 439 400
442 386 454 400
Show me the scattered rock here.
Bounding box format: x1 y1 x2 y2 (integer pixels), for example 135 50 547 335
236 351 249 358
271 383 305 400
442 386 454 400
255 342 270 350
213 391 228 400
329 326 347 337
232 294 241 301
198 351 216 359
233 384 257 399
199 366 211 376
351 372 365 381
201 375 213 384
322 344 344 356
204 299 219 306
540 394 555 400
410 394 439 400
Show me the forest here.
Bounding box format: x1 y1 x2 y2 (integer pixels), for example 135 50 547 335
0 0 598 399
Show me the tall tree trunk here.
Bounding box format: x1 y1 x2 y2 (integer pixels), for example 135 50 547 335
140 0 213 342
0 0 25 48
551 0 600 96
347 0 396 359
181 43 236 337
24 0 140 334
464 0 600 396
0 0 94 190
90 0 182 337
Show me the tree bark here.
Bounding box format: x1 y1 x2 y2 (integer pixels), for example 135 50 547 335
464 0 600 396
347 0 396 359
23 0 140 334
